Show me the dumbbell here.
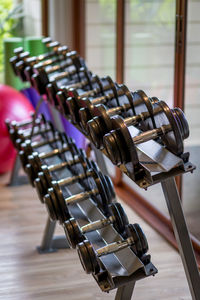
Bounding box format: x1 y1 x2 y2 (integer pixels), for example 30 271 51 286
10 47 25 75
77 223 148 274
56 68 94 114
25 138 78 185
80 84 134 138
87 90 158 149
5 112 35 132
21 45 69 82
79 88 138 136
10 38 56 76
34 150 96 202
64 203 128 248
14 123 56 152
32 51 84 95
46 62 88 107
104 101 189 166
13 40 61 82
10 50 29 76
36 157 97 203
19 131 68 169
44 169 115 223
66 76 120 124
16 45 64 82
8 116 52 148
15 120 55 146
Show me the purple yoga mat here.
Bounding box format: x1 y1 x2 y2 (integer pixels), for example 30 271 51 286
61 115 86 149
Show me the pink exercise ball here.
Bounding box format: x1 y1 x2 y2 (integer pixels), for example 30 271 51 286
0 84 34 174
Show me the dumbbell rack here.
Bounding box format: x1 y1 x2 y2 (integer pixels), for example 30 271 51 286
11 125 157 299
8 39 200 300
9 100 200 300
51 105 200 300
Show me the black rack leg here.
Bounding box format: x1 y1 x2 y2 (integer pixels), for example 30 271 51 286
8 154 28 186
115 282 136 300
161 177 200 300
37 216 69 253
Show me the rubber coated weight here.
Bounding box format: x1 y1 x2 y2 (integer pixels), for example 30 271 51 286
152 101 189 155
103 101 189 167
87 85 135 148
44 170 113 222
86 169 114 214
34 150 93 203
25 139 78 185
77 223 148 274
37 157 97 205
18 130 62 169
55 68 93 115
63 202 128 248
67 76 120 125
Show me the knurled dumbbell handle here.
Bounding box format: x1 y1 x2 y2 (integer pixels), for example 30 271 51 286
57 170 90 186
124 111 151 127
50 68 77 82
96 237 134 257
65 189 99 205
81 216 115 233
38 144 71 159
91 96 107 105
106 104 131 116
66 78 88 90
133 124 171 145
48 156 81 172
91 86 124 104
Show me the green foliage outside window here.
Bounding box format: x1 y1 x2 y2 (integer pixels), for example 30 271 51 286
0 0 24 73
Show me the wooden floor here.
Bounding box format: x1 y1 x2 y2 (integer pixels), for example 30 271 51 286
0 178 192 300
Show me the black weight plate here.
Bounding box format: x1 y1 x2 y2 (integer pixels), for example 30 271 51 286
126 224 143 257
44 188 58 221
153 101 184 155
79 106 94 134
41 167 53 189
104 116 139 166
63 219 77 248
63 218 84 249
134 223 149 255
87 170 110 213
69 218 84 246
19 150 29 170
25 163 36 186
34 176 46 203
172 108 189 140
117 85 136 118
77 240 100 274
52 182 71 223
87 105 113 149
101 174 115 203
132 90 155 130
66 96 80 124
31 152 42 173
106 77 120 107
109 203 128 234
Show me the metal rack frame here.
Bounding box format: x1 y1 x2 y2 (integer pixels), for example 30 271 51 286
9 106 200 299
